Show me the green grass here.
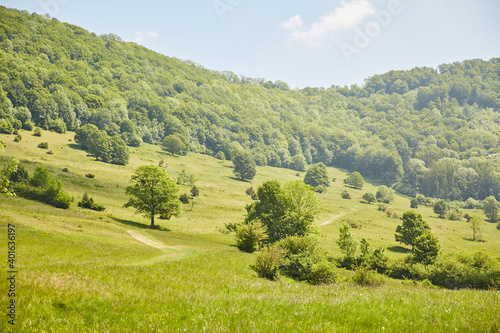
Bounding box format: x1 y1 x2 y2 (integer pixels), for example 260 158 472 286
0 129 499 332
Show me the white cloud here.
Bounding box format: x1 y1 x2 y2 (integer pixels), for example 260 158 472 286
132 31 159 44
280 15 303 30
145 31 159 38
282 0 376 46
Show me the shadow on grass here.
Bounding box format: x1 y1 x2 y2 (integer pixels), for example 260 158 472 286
387 246 411 254
109 216 171 231
228 176 251 183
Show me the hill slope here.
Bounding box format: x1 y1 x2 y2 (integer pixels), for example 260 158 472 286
0 6 499 202
0 129 499 331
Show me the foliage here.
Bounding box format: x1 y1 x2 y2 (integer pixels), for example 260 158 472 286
337 222 358 265
162 134 187 156
303 162 329 191
413 231 440 265
245 180 321 243
352 266 385 287
232 150 256 181
13 166 73 208
251 246 287 280
124 165 180 228
341 190 351 199
38 142 48 149
85 173 95 178
179 193 190 204
0 6 499 203
482 196 499 222
235 221 267 253
362 192 376 204
395 211 431 253
410 198 418 208
78 192 105 211
214 151 225 161
176 169 197 186
376 185 395 203
344 172 364 189
433 199 448 218
468 214 484 241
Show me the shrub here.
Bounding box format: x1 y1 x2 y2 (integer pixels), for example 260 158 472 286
179 193 190 204
251 246 287 280
85 173 95 178
352 266 385 287
46 150 54 155
378 204 387 211
376 186 395 203
235 221 267 253
23 121 34 131
308 260 338 285
224 222 240 233
38 142 49 149
62 168 69 172
14 134 22 142
446 211 462 221
34 127 42 137
341 190 351 199
78 192 105 211
214 151 225 161
362 192 376 203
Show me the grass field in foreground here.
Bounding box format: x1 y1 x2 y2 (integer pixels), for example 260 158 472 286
0 129 499 332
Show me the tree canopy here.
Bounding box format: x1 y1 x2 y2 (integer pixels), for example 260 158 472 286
124 165 181 228
0 7 499 202
395 211 431 253
245 180 321 243
303 162 329 192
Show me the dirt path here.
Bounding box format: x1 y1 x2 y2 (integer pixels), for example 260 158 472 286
319 211 350 226
127 230 167 249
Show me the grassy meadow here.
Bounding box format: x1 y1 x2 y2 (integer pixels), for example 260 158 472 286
0 129 499 332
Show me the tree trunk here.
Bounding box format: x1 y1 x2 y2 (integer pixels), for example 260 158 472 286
150 215 155 229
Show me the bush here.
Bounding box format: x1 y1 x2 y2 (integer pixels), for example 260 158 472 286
235 221 267 253
224 222 240 233
179 193 190 204
214 151 226 161
85 173 95 178
23 121 34 131
62 168 69 172
251 246 287 280
14 134 22 142
446 211 462 221
46 150 54 155
34 127 42 137
78 192 105 211
352 266 385 287
362 192 376 203
378 204 387 211
308 260 338 285
38 142 49 149
341 190 351 199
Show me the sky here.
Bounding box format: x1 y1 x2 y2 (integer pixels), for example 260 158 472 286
3 0 500 89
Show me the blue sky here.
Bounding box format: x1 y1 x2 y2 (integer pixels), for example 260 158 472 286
4 0 500 88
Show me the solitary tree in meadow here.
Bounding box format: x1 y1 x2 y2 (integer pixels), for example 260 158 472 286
469 214 484 241
232 150 256 181
344 172 364 189
124 165 181 228
395 211 431 253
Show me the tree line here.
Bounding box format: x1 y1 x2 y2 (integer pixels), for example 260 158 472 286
0 7 498 201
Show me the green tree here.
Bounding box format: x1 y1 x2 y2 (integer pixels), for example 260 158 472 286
124 165 181 228
376 185 395 203
290 154 307 172
344 171 364 189
413 231 440 265
395 211 431 253
109 136 129 165
362 192 376 204
245 180 321 243
303 162 329 191
162 134 187 156
433 199 448 218
410 198 418 209
469 214 484 241
232 151 256 181
483 196 499 222
337 222 358 262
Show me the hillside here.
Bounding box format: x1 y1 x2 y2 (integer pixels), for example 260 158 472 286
0 6 499 203
0 129 499 331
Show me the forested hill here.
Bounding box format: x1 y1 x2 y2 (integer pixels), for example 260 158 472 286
0 7 499 201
